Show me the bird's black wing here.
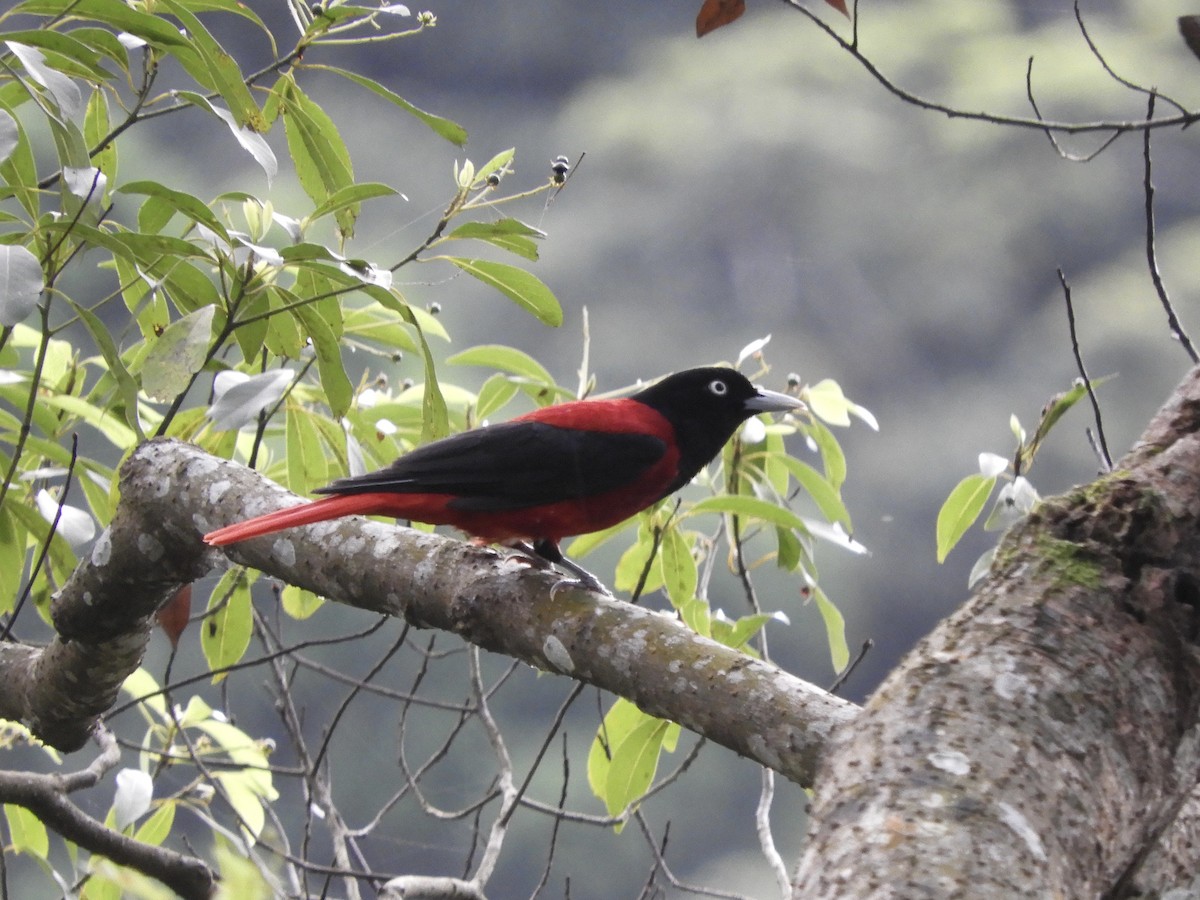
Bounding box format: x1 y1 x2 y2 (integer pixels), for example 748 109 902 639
314 421 667 512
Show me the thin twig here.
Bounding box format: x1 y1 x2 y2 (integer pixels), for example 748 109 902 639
1140 92 1198 364
828 638 874 696
1056 269 1112 472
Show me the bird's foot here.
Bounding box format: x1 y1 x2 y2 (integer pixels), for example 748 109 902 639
505 540 612 597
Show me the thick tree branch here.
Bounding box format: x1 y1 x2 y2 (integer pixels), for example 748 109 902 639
793 366 1200 897
29 438 855 788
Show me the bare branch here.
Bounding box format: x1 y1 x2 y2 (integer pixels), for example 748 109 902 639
0 728 215 898
1056 269 1112 471
1140 93 1198 364
37 438 856 787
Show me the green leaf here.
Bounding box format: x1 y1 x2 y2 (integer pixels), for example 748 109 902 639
474 373 519 421
774 455 852 529
445 258 562 326
316 64 467 146
276 77 355 237
4 804 49 858
804 418 847 490
281 584 324 620
444 217 544 261
587 698 645 798
14 0 192 50
141 305 215 402
935 472 998 563
658 524 697 610
64 298 145 440
446 344 556 385
614 519 663 596
41 384 138 451
307 182 397 225
811 583 850 672
0 507 26 617
687 494 810 535
156 0 263 132
677 595 712 638
202 569 253 678
117 180 228 241
712 611 775 652
133 801 176 848
85 88 116 190
286 403 328 495
604 717 670 823
291 304 353 418
0 99 38 219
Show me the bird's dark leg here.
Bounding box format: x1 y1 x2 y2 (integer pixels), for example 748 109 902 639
508 539 611 596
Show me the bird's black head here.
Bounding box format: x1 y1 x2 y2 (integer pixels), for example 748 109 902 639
632 367 804 497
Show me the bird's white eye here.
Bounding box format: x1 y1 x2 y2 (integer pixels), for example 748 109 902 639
708 379 729 396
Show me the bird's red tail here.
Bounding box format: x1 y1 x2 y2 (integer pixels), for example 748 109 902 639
203 494 394 546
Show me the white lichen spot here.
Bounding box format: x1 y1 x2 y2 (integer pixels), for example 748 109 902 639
90 529 112 566
922 792 947 809
207 479 232 505
927 749 971 776
997 801 1047 861
542 636 574 673
668 659 682 674
341 535 366 555
137 532 164 562
725 667 746 684
82 591 93 606
993 671 1035 701
152 476 172 498
272 538 296 566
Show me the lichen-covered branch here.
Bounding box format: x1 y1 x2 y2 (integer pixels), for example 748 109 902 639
24 438 855 789
793 366 1200 897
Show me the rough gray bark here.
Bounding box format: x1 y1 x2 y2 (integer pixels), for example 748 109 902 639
25 438 855 785
793 366 1200 898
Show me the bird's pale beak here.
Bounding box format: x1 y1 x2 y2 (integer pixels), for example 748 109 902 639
744 387 806 414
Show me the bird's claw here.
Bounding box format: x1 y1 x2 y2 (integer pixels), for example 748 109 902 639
550 571 612 599
504 540 611 597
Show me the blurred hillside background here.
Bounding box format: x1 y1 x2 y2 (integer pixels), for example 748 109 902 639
55 0 1200 895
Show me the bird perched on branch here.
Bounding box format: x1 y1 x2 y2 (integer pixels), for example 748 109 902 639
203 367 803 592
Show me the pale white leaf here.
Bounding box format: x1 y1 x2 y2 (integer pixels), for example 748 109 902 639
6 42 82 119
35 489 96 547
272 212 302 242
736 334 771 366
207 369 294 431
802 517 869 555
344 423 367 477
0 245 43 326
740 416 766 445
978 452 1008 477
117 33 147 50
63 166 105 202
0 109 17 165
113 768 153 831
209 103 277 185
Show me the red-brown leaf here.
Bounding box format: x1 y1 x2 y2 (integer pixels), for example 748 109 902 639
825 0 850 17
696 0 745 37
156 584 192 649
1181 16 1200 63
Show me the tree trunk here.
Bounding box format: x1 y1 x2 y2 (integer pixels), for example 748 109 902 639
793 366 1200 898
